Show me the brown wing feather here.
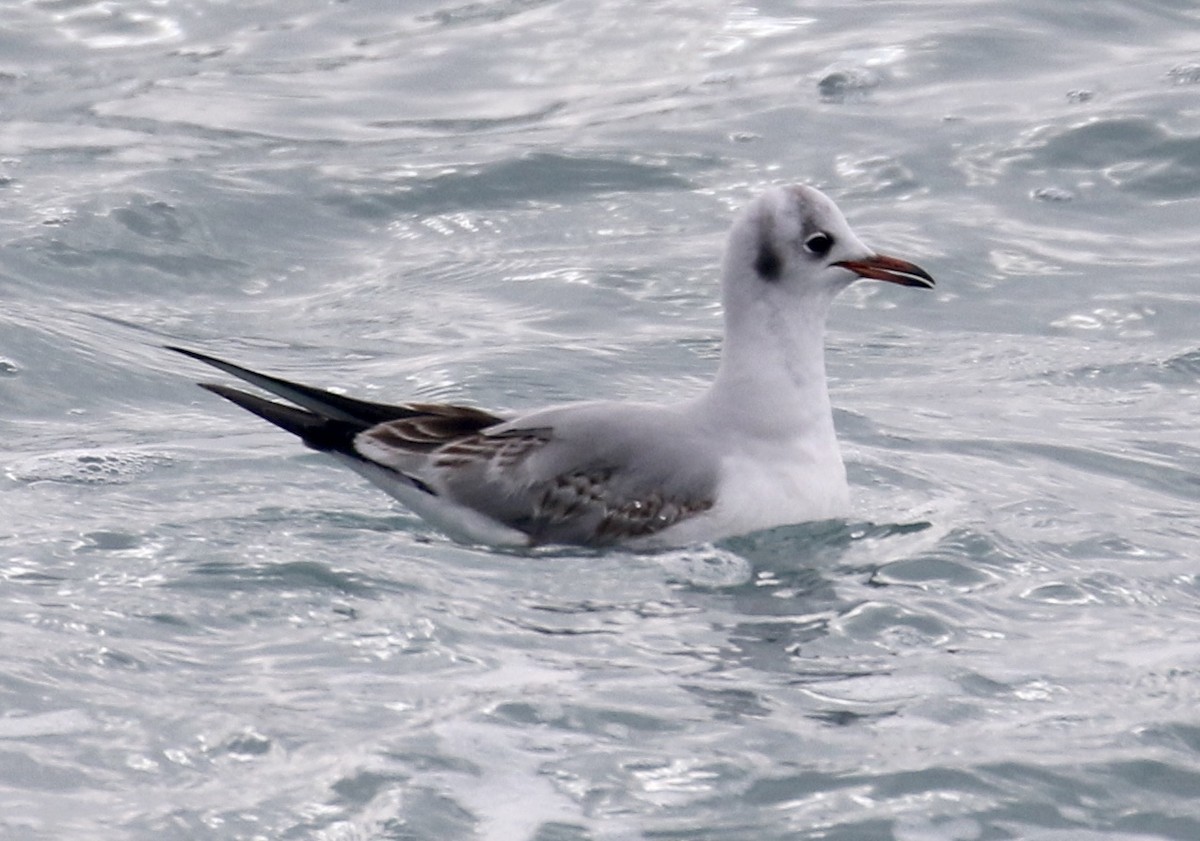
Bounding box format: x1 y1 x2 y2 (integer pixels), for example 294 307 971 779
360 419 714 546
361 405 509 453
531 467 713 543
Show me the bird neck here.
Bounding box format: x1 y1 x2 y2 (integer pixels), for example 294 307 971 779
706 293 836 440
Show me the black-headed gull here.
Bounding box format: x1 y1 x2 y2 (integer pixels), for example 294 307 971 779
171 185 933 548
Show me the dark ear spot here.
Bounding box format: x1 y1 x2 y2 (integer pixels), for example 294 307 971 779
754 239 782 281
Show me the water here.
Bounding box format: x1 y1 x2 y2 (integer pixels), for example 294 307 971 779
3 1 1200 838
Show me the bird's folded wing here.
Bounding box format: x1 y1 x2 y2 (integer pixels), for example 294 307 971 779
356 418 716 546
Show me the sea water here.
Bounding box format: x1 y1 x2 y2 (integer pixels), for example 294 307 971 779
2 1 1200 839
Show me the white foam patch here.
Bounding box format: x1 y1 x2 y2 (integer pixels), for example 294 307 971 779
654 545 753 588
6 449 173 485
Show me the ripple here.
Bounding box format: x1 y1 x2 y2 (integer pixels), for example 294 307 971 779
218 728 273 758
489 700 679 737
174 558 378 597
73 530 144 553
833 600 955 649
1049 304 1154 337
418 0 555 29
655 546 752 588
0 708 93 739
48 1 183 49
1167 63 1200 85
872 554 997 593
366 100 569 134
1163 347 1200 378
322 152 697 219
1003 116 1200 200
1021 581 1098 606
111 199 185 241
836 155 921 199
1010 440 1200 503
1051 346 1200 388
816 66 882 103
1031 186 1074 202
681 684 771 720
1103 758 1200 798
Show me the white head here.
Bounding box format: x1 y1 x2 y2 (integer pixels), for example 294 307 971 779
721 184 934 319
709 185 934 417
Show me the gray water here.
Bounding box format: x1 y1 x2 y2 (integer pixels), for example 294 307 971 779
3 1 1200 839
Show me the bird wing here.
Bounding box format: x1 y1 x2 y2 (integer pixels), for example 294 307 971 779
357 403 718 546
173 348 715 546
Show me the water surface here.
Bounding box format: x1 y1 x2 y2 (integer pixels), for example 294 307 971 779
3 1 1200 839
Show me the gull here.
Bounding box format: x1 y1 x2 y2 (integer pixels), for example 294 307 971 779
170 185 933 548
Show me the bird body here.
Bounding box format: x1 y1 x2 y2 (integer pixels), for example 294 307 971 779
173 185 933 548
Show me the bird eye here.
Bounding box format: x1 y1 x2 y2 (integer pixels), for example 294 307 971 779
804 232 834 256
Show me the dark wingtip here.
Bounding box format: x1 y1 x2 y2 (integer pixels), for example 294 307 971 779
194 381 361 453
195 381 246 399
166 344 242 367
164 344 201 359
